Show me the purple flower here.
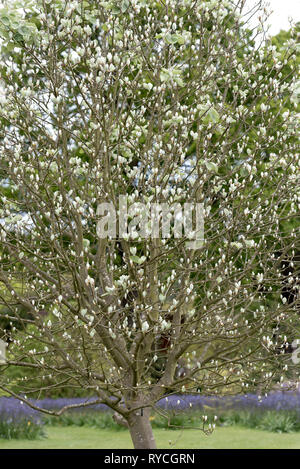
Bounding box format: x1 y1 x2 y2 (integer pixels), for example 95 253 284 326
0 397 41 424
1 391 300 420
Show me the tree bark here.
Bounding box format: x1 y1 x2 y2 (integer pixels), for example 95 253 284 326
127 408 157 449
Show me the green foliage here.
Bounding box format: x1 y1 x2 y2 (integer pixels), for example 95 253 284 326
151 411 209 430
0 5 37 45
43 409 211 431
43 410 125 431
219 410 300 433
0 418 46 440
1 407 300 443
219 410 261 428
42 408 300 434
258 411 300 433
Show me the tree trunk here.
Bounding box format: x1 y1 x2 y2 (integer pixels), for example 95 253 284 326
127 408 157 449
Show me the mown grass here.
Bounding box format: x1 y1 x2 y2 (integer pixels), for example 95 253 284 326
0 425 300 449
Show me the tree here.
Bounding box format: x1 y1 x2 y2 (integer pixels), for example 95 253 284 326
0 0 299 448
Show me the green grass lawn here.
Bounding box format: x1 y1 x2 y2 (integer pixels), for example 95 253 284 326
0 426 300 449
